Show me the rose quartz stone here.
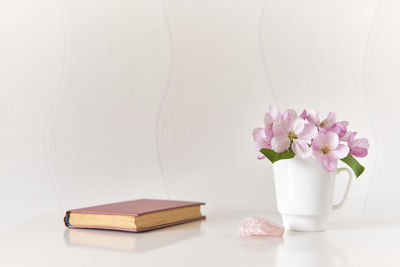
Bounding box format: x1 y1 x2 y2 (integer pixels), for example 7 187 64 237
238 217 284 237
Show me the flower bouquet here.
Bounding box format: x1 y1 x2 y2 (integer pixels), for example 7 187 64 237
253 106 369 177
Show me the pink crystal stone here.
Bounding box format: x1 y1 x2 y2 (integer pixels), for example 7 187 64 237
238 217 284 237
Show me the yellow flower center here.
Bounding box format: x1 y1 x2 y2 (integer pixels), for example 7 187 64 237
288 131 298 141
321 146 331 155
320 121 327 128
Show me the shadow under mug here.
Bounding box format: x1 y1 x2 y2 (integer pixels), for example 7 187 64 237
273 157 352 231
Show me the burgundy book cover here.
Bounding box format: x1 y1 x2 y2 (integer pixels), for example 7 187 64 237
64 199 205 232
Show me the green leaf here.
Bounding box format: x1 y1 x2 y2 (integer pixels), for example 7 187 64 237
260 148 295 163
340 154 365 178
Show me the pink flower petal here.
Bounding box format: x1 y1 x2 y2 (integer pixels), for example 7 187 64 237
265 128 274 140
325 131 339 149
329 144 349 160
307 109 320 125
350 147 368 157
322 158 337 172
312 133 328 150
328 121 348 138
300 109 307 119
347 132 369 157
347 132 356 146
253 128 266 141
322 112 336 128
257 154 266 160
292 139 312 158
271 136 290 153
254 140 270 150
264 113 274 128
282 109 298 122
353 138 369 149
298 123 318 140
312 149 326 162
272 118 289 137
290 117 305 135
253 128 271 151
340 130 352 142
269 106 281 120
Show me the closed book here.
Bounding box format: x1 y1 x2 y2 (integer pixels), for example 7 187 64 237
64 199 205 232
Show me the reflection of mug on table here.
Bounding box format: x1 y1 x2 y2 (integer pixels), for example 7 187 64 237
276 232 347 267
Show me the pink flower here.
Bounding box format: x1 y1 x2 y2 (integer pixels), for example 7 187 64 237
264 106 281 136
253 127 272 160
271 113 318 158
307 109 336 130
306 110 349 139
253 106 281 159
326 121 349 140
347 132 369 158
312 132 350 172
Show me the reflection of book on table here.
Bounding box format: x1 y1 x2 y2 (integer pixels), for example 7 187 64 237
64 199 205 232
64 220 203 253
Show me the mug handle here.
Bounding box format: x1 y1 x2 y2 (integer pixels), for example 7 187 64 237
332 167 352 210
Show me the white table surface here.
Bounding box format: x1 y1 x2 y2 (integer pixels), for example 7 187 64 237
1 212 399 267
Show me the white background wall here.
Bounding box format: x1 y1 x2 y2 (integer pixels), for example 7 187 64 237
0 0 398 233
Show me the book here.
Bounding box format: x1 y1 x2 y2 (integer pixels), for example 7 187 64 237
64 199 205 232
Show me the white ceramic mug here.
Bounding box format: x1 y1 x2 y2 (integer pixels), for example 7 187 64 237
273 157 352 231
